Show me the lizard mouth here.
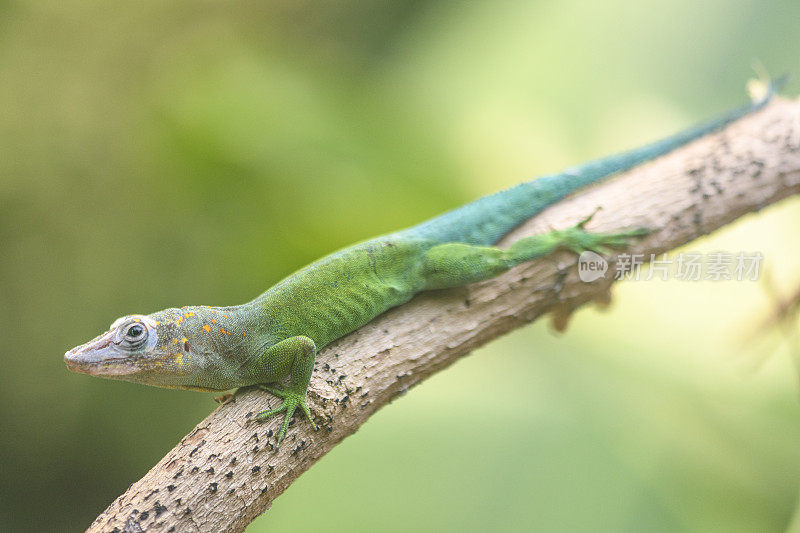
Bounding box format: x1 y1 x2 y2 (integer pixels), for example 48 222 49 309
64 350 140 376
64 331 140 376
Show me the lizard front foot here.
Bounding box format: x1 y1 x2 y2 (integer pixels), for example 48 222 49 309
213 393 235 404
255 385 318 449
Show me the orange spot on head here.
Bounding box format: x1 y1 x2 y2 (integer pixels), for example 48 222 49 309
220 327 225 333
211 318 216 323
226 330 231 335
185 312 195 317
202 325 211 332
223 315 228 319
243 332 246 337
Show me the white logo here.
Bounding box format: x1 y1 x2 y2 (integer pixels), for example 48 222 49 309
578 251 608 282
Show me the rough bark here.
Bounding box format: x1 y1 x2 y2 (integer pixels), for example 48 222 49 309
88 97 800 533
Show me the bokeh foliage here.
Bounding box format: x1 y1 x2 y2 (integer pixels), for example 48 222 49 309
2 0 800 531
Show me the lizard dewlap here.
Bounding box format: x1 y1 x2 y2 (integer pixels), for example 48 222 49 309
65 81 781 449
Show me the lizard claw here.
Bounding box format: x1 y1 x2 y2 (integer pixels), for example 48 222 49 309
213 393 235 404
255 386 317 450
576 206 603 229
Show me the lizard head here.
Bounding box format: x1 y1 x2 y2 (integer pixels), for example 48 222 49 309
65 307 243 390
64 314 173 382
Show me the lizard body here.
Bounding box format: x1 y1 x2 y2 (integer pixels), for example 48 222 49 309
65 84 778 447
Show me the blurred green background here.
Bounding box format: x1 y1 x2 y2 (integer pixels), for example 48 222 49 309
2 0 800 531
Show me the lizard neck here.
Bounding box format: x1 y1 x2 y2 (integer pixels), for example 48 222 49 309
145 303 277 390
183 303 270 358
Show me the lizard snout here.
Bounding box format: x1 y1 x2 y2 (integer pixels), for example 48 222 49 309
64 331 128 375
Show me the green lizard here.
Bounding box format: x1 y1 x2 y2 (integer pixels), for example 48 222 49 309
65 83 779 448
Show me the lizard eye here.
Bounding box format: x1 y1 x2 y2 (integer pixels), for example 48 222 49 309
121 322 148 348
126 324 145 339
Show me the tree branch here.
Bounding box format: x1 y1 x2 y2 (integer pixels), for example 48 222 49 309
88 97 800 533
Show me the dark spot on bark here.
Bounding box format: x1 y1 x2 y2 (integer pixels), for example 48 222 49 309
184 508 191 516
154 501 167 517
139 511 150 521
267 429 273 438
225 471 234 478
261 485 269 494
167 484 176 492
209 482 218 493
693 210 703 231
688 164 705 175
173 468 183 479
252 466 261 473
184 341 190 352
228 488 236 495
749 159 764 178
175 499 182 507
231 457 237 465
206 467 215 474
190 467 199 474
124 517 143 533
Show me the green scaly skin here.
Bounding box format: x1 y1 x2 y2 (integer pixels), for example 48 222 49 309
64 84 779 449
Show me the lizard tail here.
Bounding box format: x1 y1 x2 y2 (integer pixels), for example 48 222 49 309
404 77 786 246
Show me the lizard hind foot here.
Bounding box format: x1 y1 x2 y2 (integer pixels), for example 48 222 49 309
255 386 318 449
559 222 650 256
